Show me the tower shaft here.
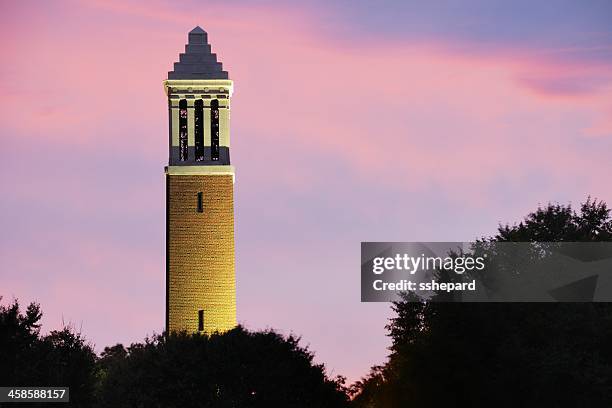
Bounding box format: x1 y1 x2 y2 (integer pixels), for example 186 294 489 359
166 172 235 333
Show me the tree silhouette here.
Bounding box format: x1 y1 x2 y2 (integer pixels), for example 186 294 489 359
1 299 349 407
96 327 349 408
351 198 612 407
0 298 97 407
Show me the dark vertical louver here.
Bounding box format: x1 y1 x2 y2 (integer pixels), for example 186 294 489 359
178 99 188 161
194 99 204 161
211 99 219 161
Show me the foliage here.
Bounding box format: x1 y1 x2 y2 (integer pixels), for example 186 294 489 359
95 327 349 408
0 298 97 407
351 198 612 407
0 299 348 407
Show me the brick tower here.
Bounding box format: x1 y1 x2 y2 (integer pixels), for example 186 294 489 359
164 27 235 334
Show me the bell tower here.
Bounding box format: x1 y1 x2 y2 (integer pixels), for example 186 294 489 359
164 26 236 334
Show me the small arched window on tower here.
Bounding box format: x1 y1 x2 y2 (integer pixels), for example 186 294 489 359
210 99 220 161
178 99 188 161
194 99 204 161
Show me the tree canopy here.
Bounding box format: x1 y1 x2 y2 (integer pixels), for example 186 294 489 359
351 198 612 407
0 298 97 407
0 299 348 407
96 327 349 408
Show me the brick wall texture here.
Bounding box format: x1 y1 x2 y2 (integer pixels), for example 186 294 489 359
167 174 236 333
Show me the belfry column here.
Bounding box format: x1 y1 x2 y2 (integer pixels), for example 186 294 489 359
170 100 180 154
187 99 195 150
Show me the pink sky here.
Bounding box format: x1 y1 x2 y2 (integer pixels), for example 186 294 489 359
1 0 611 382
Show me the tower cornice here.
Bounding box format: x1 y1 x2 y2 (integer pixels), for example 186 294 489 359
164 79 234 97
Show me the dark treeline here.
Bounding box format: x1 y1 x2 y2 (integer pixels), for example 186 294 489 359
3 198 612 407
0 301 97 407
0 300 348 407
350 198 612 407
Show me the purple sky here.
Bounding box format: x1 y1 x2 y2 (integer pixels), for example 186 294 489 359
1 0 612 382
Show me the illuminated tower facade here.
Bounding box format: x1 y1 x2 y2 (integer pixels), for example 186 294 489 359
164 27 235 333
